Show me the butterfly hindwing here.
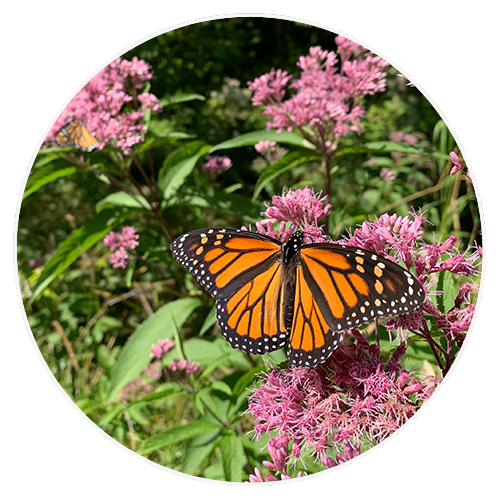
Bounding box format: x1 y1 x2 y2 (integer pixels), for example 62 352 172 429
288 263 343 367
216 261 289 354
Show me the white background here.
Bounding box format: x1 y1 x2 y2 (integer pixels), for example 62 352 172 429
2 1 498 498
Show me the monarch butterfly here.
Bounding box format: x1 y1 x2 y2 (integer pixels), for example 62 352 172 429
54 118 97 152
171 228 425 368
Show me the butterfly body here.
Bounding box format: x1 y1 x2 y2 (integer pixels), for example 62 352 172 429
171 228 425 368
55 118 97 152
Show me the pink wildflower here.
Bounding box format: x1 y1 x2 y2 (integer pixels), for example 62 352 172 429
248 39 389 154
150 338 175 359
167 359 199 376
254 140 281 164
250 187 332 243
104 226 140 269
118 377 155 402
339 211 425 268
248 331 440 461
450 151 471 181
108 248 129 269
46 56 162 155
202 155 233 178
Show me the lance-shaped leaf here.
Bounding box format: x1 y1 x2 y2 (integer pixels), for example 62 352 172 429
209 130 315 153
335 141 450 160
23 160 78 200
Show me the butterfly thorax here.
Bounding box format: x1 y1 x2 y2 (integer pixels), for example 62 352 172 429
281 231 303 331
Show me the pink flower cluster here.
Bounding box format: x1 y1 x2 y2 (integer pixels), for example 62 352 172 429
244 187 332 244
150 339 175 359
248 331 440 462
46 56 162 154
167 359 199 376
104 226 140 269
202 155 232 178
248 39 389 153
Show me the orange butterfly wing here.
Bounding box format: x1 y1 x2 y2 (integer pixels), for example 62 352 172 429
171 229 288 354
55 118 97 152
287 243 425 367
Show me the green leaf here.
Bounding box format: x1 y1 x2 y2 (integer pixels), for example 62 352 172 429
95 192 150 212
209 130 315 153
166 189 261 221
158 93 206 107
158 141 211 199
199 305 217 336
220 431 245 482
127 385 186 406
23 160 77 200
138 420 221 455
97 405 122 427
335 141 450 161
437 271 456 313
211 380 233 396
198 390 230 422
30 207 138 302
181 425 220 475
253 150 321 199
108 298 201 400
232 366 265 397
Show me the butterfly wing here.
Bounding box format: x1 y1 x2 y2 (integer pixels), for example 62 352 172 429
55 118 97 152
288 244 425 367
171 228 289 354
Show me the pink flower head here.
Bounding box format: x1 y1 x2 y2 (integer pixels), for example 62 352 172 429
340 212 425 268
255 187 332 243
167 359 199 376
45 56 162 155
108 248 129 269
150 338 175 359
104 226 140 269
202 155 233 178
248 39 388 153
254 140 281 164
450 152 464 176
247 331 440 462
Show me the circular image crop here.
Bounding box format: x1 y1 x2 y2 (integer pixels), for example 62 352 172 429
17 17 481 482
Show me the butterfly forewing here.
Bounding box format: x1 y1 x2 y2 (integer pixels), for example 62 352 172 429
300 244 425 332
171 228 282 298
171 228 288 354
